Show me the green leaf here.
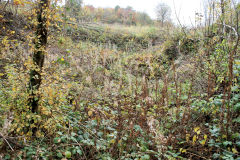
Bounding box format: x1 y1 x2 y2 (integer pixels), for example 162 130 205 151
231 133 240 139
234 103 240 112
233 117 240 123
181 95 188 100
133 125 142 132
209 126 220 137
4 154 11 160
65 151 71 158
57 131 63 135
141 154 150 160
26 151 36 157
57 152 63 158
231 85 239 92
97 132 103 137
223 141 232 147
71 132 76 137
213 153 220 159
53 137 61 144
236 141 240 147
72 149 77 155
77 149 82 155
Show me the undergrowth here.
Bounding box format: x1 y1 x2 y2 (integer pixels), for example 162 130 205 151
0 2 240 160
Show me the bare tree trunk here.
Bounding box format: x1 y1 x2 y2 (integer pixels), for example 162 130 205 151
226 6 239 138
3 0 9 11
220 0 225 35
28 0 49 116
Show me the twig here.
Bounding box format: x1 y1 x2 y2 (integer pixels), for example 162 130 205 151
172 0 187 36
0 133 14 151
3 0 9 11
186 151 208 160
216 23 238 37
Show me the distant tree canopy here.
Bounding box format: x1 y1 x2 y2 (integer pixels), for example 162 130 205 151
115 5 120 12
64 4 153 25
155 3 171 26
65 0 83 22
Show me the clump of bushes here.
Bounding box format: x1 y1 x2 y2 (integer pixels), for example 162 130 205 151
162 32 200 60
179 36 199 55
68 26 161 52
162 38 179 60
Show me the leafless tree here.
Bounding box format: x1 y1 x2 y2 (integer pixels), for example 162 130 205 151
155 2 171 26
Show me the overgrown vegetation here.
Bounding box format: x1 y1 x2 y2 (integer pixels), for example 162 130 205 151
0 0 240 160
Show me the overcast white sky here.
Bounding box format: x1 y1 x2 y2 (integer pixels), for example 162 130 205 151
83 0 205 26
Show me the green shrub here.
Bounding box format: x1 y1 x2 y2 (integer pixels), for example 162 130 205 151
162 39 179 60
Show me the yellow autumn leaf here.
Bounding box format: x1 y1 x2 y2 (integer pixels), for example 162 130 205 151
192 135 197 144
110 139 116 144
14 0 20 4
72 100 76 105
88 110 93 116
67 83 72 88
36 130 43 138
186 134 190 142
14 0 24 5
200 139 206 146
204 134 208 140
222 134 227 139
232 148 238 154
44 124 48 129
2 36 8 45
48 99 54 105
41 107 51 115
180 148 187 153
194 127 201 135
